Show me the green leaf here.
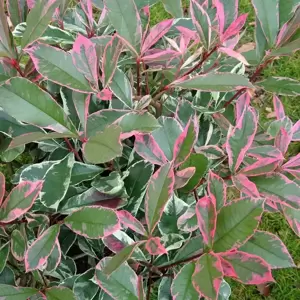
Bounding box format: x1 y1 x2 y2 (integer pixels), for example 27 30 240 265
105 0 142 54
103 243 142 275
124 160 154 215
251 0 279 46
171 263 199 300
192 253 223 300
0 267 15 285
179 153 208 192
256 77 300 96
73 269 99 300
26 43 93 93
11 230 26 262
83 125 123 164
158 277 172 300
64 206 120 239
109 68 133 109
95 257 138 300
0 1 16 58
173 73 254 92
250 173 300 209
240 230 295 268
162 0 183 17
0 242 10 273
145 162 175 233
173 236 203 263
22 0 62 48
8 132 76 150
0 284 38 299
269 38 300 57
6 0 27 27
92 171 125 196
0 60 17 83
25 225 60 272
152 117 182 161
40 154 74 209
213 199 264 252
255 16 268 61
45 242 61 272
0 78 77 134
45 286 76 300
70 162 104 185
117 112 160 136
218 280 231 300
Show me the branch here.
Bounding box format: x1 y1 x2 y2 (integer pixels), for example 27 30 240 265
64 138 83 162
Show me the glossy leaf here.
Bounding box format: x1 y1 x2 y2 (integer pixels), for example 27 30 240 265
26 43 93 92
173 116 198 167
251 0 279 46
95 257 138 300
71 34 99 89
171 263 198 300
240 231 295 269
251 173 300 209
11 230 26 261
208 171 226 211
196 196 216 248
226 106 257 172
45 287 76 300
173 73 254 92
83 125 122 164
192 253 223 300
0 77 77 134
105 0 142 54
64 206 120 239
0 181 43 223
145 162 175 233
213 199 264 252
0 285 38 299
256 77 300 96
221 251 274 284
25 224 60 272
22 0 61 48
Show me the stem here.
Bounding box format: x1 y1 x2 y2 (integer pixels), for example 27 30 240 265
158 251 204 270
223 58 274 108
136 58 141 96
182 45 219 78
64 138 83 162
10 59 24 77
193 189 199 202
144 63 150 95
146 256 154 300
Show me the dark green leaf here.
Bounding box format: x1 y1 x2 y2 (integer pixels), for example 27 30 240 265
0 284 38 299
0 242 10 273
45 286 76 300
11 230 26 262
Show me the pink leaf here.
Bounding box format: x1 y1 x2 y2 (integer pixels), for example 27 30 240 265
239 157 281 177
232 174 260 198
117 210 147 236
27 0 36 9
71 34 98 89
173 116 199 167
177 208 198 232
97 88 113 101
142 49 179 63
219 47 249 65
282 153 300 179
222 14 248 42
273 95 285 120
0 181 43 223
275 128 292 155
80 0 94 30
226 106 258 172
175 26 199 41
220 251 274 284
102 35 123 88
145 237 167 255
214 0 226 34
142 19 173 54
134 134 168 165
235 92 251 122
208 171 227 211
195 196 217 247
0 172 5 206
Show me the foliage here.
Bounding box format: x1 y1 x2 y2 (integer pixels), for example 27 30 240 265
0 0 300 299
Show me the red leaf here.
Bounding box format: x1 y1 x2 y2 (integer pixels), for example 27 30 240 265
145 237 167 255
220 251 274 284
134 134 168 165
195 196 217 247
142 19 173 54
117 210 147 236
232 174 260 198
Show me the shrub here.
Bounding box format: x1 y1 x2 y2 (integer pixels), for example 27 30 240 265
0 0 300 299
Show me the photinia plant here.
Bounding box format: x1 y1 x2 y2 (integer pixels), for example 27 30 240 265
0 0 300 299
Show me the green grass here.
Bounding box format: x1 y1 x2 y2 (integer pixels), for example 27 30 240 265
150 1 300 299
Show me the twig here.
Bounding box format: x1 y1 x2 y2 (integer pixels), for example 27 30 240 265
143 63 150 95
193 189 199 202
64 138 83 162
136 58 141 96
